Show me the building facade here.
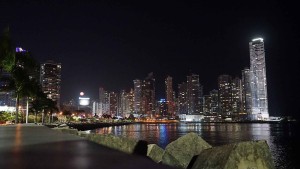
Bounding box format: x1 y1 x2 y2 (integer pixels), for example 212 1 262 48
0 69 15 111
231 77 242 119
218 74 232 118
209 89 219 116
118 89 134 117
241 68 252 116
141 72 155 117
186 74 202 115
40 60 61 106
249 38 269 120
165 76 175 117
133 79 142 114
109 92 118 117
177 82 187 114
99 87 110 115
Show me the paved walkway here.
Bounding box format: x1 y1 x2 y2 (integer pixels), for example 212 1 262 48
0 124 175 169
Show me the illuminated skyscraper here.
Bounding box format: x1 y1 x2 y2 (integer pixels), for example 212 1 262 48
209 89 219 116
118 90 126 117
158 99 168 117
99 87 109 115
133 79 142 114
187 74 202 115
218 74 232 118
249 38 269 120
203 95 211 114
118 89 133 117
241 68 252 115
127 88 135 115
40 60 61 105
0 69 15 109
109 92 118 116
178 82 187 114
141 72 155 116
165 76 175 117
231 77 242 118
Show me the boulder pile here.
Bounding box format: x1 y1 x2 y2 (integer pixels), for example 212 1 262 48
52 127 275 169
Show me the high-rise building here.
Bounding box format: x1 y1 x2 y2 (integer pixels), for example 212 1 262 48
249 38 269 120
99 87 110 115
158 99 168 117
218 74 232 118
141 72 155 117
186 74 202 115
203 95 211 115
209 89 219 116
133 79 142 114
178 82 187 114
127 88 135 115
241 68 252 115
231 77 242 119
109 92 118 117
165 76 175 117
118 89 134 117
118 90 127 117
0 69 15 110
40 60 61 106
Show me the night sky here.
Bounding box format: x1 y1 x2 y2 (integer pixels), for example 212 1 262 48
0 0 299 118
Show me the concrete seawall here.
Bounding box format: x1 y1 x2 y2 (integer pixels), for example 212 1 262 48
45 121 134 131
0 124 175 169
53 127 275 169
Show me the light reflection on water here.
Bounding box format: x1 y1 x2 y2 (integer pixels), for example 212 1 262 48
93 122 299 169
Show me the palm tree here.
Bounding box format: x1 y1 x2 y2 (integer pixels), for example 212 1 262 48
1 27 40 123
14 49 38 123
1 27 58 124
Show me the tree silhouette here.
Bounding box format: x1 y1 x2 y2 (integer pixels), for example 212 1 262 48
0 27 56 123
0 26 15 73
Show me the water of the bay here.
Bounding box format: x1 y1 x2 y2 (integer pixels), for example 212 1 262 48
92 122 299 169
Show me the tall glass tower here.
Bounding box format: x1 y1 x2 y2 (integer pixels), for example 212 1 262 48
249 38 269 120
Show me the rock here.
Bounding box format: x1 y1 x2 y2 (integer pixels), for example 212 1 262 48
87 134 145 154
162 132 212 169
191 140 275 169
147 144 164 163
162 151 182 167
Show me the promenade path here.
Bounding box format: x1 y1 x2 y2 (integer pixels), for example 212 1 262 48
0 124 175 169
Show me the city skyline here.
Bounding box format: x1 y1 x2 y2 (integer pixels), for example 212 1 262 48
1 1 299 119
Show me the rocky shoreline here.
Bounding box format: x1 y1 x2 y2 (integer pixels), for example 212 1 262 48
52 126 275 169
